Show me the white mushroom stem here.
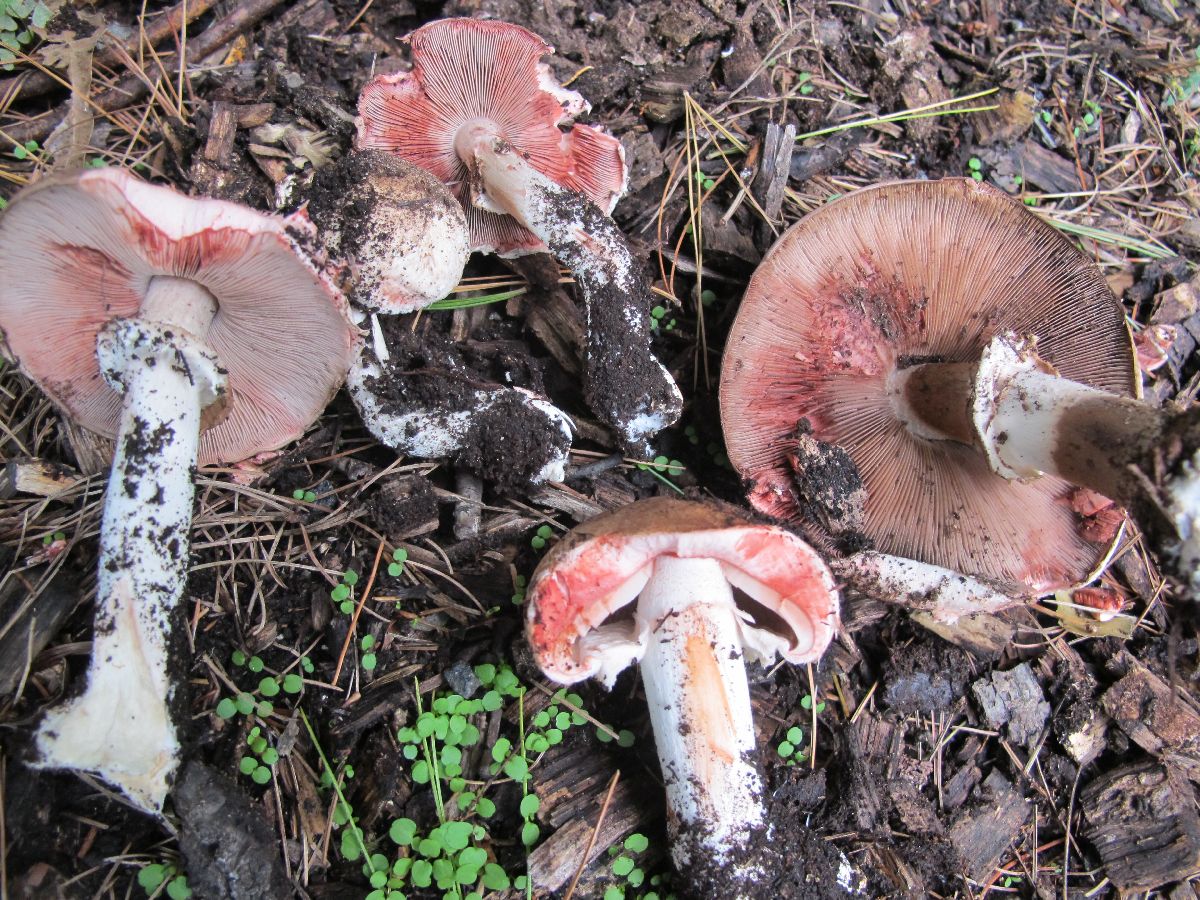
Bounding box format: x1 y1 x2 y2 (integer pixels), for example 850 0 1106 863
892 332 1200 598
832 552 1024 622
34 277 226 814
635 556 770 891
456 126 682 456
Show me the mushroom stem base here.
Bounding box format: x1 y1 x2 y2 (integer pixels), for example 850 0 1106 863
460 133 682 455
33 317 226 814
636 556 779 897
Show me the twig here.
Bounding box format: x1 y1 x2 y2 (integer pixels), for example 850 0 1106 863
0 0 216 104
562 769 621 900
331 541 385 688
4 0 285 145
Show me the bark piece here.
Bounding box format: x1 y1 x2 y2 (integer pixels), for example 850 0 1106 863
971 662 1049 746
948 771 1030 881
174 761 293 899
1102 661 1200 779
528 777 652 897
1081 761 1200 892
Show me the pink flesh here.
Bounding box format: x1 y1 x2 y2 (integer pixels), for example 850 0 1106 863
527 526 838 681
355 18 626 257
0 168 357 465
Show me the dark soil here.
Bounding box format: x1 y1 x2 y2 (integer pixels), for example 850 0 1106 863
1 0 1199 898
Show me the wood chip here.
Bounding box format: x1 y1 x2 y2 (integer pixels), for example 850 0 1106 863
0 458 80 499
1082 761 1200 892
948 771 1030 881
1102 660 1200 780
971 662 1049 746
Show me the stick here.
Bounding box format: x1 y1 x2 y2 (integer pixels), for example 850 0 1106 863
0 0 216 105
4 0 284 146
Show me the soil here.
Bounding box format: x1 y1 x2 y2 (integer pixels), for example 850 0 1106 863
1 0 1200 898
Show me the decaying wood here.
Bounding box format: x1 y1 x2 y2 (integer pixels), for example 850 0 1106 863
0 458 79 499
1102 659 1200 780
6 0 286 146
451 469 483 541
527 483 607 523
947 771 1030 881
970 661 1050 747
911 609 1014 658
61 419 113 476
0 564 80 697
751 121 795 225
1081 761 1200 893
529 742 657 894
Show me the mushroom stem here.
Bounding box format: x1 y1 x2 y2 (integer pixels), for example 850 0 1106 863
894 332 1200 596
635 556 777 897
34 300 226 813
832 552 1024 622
458 131 683 455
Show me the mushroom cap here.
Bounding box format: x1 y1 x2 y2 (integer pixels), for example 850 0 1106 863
306 150 469 313
0 168 359 466
356 17 628 257
720 178 1137 591
525 497 840 683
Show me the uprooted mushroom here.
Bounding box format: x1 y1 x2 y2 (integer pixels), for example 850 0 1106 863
356 17 682 455
0 169 358 813
305 149 574 485
721 177 1198 605
525 497 840 897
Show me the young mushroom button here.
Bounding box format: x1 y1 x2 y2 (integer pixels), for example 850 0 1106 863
721 178 1200 601
525 498 840 898
0 168 358 814
357 18 682 456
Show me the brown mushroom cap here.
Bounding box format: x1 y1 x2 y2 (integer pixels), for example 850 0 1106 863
526 497 839 683
356 18 627 257
0 168 358 465
719 178 1136 590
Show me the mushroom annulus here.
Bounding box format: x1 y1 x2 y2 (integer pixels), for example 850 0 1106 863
0 168 358 813
720 178 1199 601
524 497 839 897
356 18 682 455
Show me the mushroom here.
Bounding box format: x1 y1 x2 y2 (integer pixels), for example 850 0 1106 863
0 168 358 813
304 149 573 485
305 150 470 315
357 17 682 455
721 178 1199 599
525 497 839 896
345 311 573 487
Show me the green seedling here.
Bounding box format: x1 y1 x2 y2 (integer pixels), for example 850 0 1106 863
776 725 809 765
292 488 318 503
237 725 280 785
0 0 51 69
332 569 359 615
361 634 377 672
530 524 553 551
797 71 814 95
598 832 675 898
650 305 677 333
41 530 65 545
694 169 716 193
634 456 687 495
137 861 192 899
387 547 408 578
511 573 528 606
800 693 827 714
